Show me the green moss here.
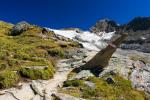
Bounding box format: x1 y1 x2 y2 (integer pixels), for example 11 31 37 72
60 74 150 100
0 62 7 70
0 51 8 60
68 41 81 47
0 21 14 36
0 71 19 89
63 80 84 87
19 63 55 80
47 47 64 57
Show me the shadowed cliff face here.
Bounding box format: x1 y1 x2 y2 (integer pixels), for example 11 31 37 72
75 33 128 72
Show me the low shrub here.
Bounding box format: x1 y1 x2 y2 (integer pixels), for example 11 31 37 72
19 66 54 80
63 80 84 87
47 47 64 57
0 71 19 89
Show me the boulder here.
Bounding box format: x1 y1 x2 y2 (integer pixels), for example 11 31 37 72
84 81 95 88
30 80 45 97
71 70 94 80
11 21 30 35
105 77 115 84
129 60 150 94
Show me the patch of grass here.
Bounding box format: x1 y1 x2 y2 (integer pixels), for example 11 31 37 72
19 66 54 80
0 70 19 89
67 72 77 79
60 74 150 100
19 60 55 80
0 21 14 36
47 47 64 57
68 41 80 47
63 80 84 87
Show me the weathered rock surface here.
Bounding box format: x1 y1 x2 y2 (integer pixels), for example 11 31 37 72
101 49 150 94
130 60 150 93
84 81 95 88
71 70 94 80
11 21 31 35
0 83 35 100
90 19 118 33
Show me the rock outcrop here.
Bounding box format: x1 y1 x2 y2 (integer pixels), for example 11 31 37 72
90 19 118 33
98 49 150 94
75 33 128 71
11 21 31 35
90 17 150 53
120 17 150 53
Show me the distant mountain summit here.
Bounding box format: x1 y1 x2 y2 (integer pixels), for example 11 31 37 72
90 19 118 33
125 17 150 31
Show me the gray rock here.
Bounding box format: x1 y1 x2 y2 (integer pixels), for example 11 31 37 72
90 19 118 33
130 60 150 93
30 81 45 97
23 66 48 70
64 49 87 59
99 68 116 78
32 95 42 100
105 77 115 84
11 21 30 35
0 83 35 100
54 34 70 41
72 70 94 80
84 81 95 88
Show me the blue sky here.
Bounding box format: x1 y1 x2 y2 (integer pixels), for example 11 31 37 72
0 0 149 30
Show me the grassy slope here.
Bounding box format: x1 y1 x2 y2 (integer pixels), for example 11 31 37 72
60 73 150 100
0 21 79 89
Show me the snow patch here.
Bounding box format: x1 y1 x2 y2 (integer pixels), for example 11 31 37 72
47 28 115 51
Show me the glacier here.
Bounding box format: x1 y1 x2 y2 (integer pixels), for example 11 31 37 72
47 28 115 51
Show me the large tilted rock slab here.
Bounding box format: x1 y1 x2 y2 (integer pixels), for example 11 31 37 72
76 33 128 70
0 83 35 100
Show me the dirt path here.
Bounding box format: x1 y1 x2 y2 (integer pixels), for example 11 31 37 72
0 59 85 100
44 59 75 99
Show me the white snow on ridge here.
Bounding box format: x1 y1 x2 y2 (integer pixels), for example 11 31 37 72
47 28 115 51
51 30 78 39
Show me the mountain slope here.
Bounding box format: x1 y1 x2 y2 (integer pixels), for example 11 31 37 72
0 21 80 89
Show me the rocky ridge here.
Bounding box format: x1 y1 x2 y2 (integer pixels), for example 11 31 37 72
90 17 150 53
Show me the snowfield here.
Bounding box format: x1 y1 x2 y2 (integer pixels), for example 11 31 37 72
47 28 115 51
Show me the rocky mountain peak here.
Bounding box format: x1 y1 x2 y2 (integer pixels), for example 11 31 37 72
90 19 118 33
125 17 150 31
